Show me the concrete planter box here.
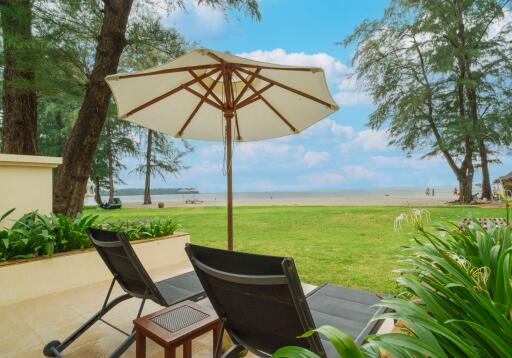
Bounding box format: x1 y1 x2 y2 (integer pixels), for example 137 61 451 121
0 232 190 306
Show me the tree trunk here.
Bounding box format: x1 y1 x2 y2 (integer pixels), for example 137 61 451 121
143 129 153 205
1 0 37 155
479 140 492 200
52 0 133 217
453 0 475 204
459 174 473 203
107 131 115 204
93 176 103 205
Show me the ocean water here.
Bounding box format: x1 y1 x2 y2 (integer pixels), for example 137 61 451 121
84 187 455 205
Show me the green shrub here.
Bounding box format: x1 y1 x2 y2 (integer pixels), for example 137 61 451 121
273 222 512 357
0 209 99 260
100 216 180 241
0 209 180 261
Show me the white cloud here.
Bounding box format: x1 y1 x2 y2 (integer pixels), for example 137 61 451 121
334 91 372 106
343 165 378 180
487 9 512 39
237 49 371 106
316 118 355 138
237 49 350 80
199 144 223 158
164 0 226 38
339 129 390 152
235 141 294 161
292 118 354 142
299 171 346 186
298 165 379 188
371 155 443 169
299 151 330 168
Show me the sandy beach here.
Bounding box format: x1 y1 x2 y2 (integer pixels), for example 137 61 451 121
123 196 451 208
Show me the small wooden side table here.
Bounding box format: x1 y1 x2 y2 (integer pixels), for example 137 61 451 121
133 300 222 358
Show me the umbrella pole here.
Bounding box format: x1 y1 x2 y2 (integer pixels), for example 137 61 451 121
225 111 234 251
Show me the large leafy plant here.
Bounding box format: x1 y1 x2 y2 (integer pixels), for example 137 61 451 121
100 216 180 241
0 209 99 260
273 222 512 357
0 209 181 261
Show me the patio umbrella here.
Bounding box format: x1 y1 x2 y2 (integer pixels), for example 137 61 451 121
106 48 338 250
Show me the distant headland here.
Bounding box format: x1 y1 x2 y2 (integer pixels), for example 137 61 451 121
101 188 200 196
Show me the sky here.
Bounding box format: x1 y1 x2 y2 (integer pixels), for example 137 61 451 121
119 0 511 193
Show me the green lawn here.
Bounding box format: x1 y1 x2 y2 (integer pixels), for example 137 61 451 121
85 205 505 293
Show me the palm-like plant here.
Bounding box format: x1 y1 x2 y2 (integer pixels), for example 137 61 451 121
273 222 512 357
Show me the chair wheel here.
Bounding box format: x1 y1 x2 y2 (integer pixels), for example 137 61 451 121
43 340 61 357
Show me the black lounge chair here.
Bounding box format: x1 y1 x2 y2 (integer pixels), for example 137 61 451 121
43 228 205 358
100 197 122 210
185 244 389 358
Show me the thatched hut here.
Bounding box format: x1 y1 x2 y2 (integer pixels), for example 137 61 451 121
495 171 512 192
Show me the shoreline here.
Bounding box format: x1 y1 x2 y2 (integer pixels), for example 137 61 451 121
122 196 453 208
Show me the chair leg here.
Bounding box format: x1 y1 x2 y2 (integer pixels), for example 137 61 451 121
220 345 246 358
213 320 225 358
110 295 147 358
43 292 132 357
109 331 136 358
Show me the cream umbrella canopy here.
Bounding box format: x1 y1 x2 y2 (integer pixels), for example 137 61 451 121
106 48 339 250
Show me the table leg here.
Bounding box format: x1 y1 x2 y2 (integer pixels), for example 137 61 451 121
183 340 192 358
135 328 146 358
213 323 222 358
165 346 176 358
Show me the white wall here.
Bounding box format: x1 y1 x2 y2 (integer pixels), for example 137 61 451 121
0 154 62 227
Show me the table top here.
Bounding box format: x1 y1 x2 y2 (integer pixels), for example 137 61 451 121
134 300 220 347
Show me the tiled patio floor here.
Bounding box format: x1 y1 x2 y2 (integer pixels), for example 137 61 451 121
1 262 242 358
2 261 393 357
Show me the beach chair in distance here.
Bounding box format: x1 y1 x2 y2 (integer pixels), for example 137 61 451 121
185 244 389 357
100 197 122 210
43 228 205 358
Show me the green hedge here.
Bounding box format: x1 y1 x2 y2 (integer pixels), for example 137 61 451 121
0 208 180 261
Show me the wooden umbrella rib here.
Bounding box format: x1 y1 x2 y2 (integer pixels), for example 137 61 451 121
237 67 336 109
177 73 223 137
234 68 260 104
232 63 320 72
233 69 297 133
115 64 219 80
236 83 273 109
183 87 222 110
188 70 224 106
123 68 220 118
204 51 225 63
234 113 242 141
259 96 297 133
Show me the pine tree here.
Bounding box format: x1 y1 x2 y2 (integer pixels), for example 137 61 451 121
132 129 193 205
344 0 512 203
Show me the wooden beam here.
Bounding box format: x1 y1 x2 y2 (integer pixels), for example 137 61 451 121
233 69 297 133
177 73 223 137
188 70 224 106
234 68 260 104
237 67 337 110
204 51 224 63
236 83 273 109
122 69 220 118
234 112 242 141
113 64 219 80
232 63 320 72
183 87 222 110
